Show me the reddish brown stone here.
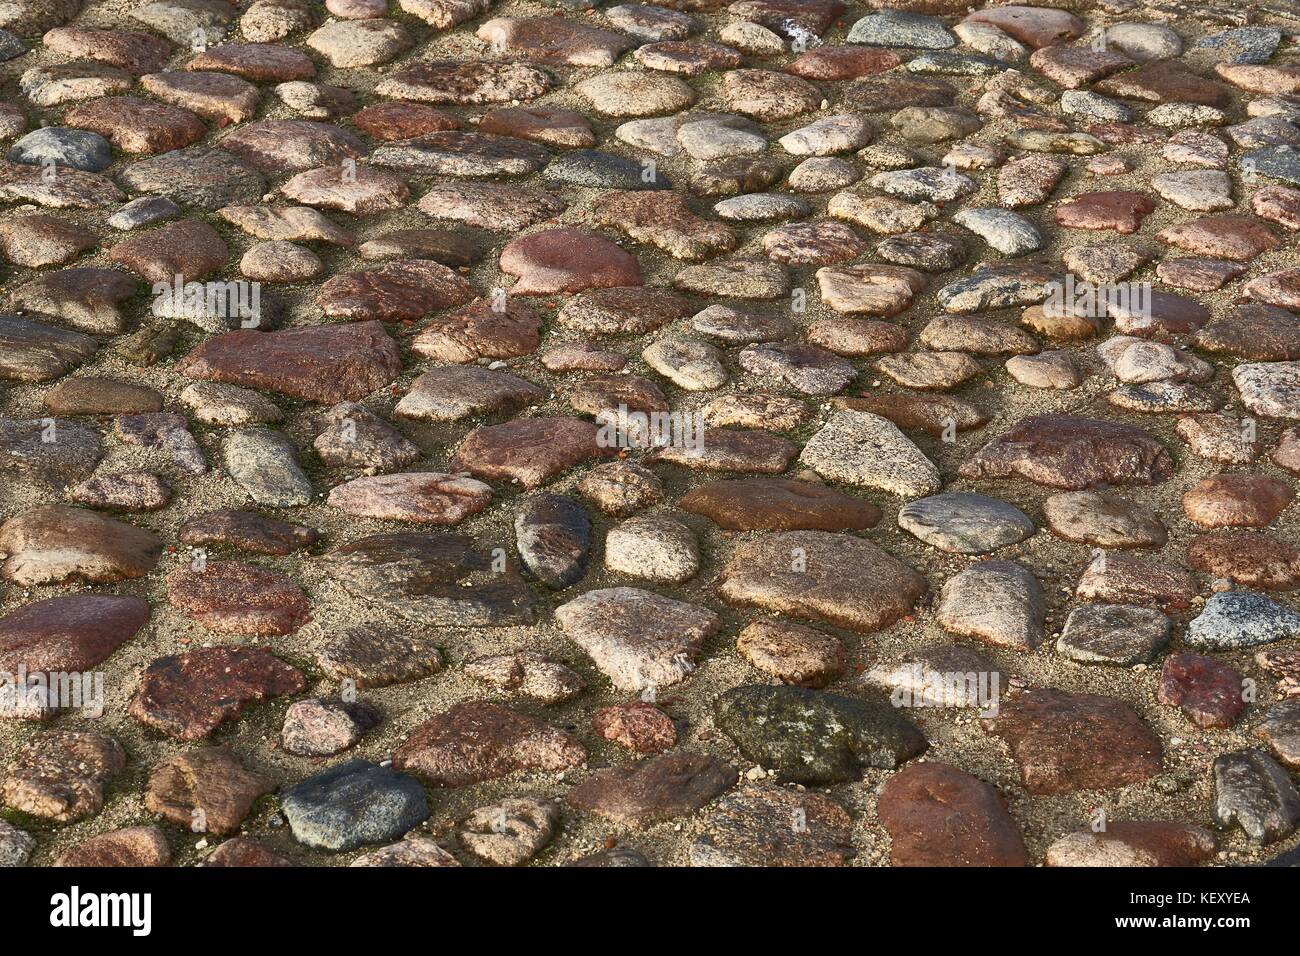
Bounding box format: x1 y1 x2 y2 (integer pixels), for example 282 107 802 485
393 700 586 787
43 27 173 74
316 259 474 320
176 321 402 404
984 688 1164 795
129 646 306 740
1 731 125 822
681 477 881 531
1157 215 1281 262
0 595 149 674
566 752 737 828
877 762 1028 867
963 6 1083 48
202 837 292 867
1054 191 1156 234
1189 531 1300 590
54 827 171 867
412 298 541 363
450 417 611 489
960 415 1174 490
1045 821 1217 867
178 509 319 556
591 702 677 753
64 97 205 153
834 393 988 436
107 219 229 283
187 43 316 82
352 101 459 140
1096 61 1232 108
787 46 901 81
1182 475 1293 529
220 119 365 172
479 106 594 148
1029 45 1132 88
1159 652 1245 729
166 560 311 636
145 747 274 836
500 228 641 295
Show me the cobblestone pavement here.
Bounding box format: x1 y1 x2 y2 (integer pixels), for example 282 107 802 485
2 0 1300 868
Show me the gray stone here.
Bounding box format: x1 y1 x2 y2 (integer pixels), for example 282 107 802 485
514 494 591 590
8 127 111 172
800 410 940 498
714 684 927 784
1213 748 1300 844
223 428 313 507
938 560 1044 651
847 12 954 49
282 760 429 852
898 492 1035 554
1187 591 1300 650
1057 603 1171 665
953 207 1043 255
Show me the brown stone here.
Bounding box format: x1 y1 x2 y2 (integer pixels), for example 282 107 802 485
1096 61 1232 108
567 752 737 828
1189 531 1300 590
316 259 474 320
0 215 97 268
1045 821 1217 867
1076 552 1196 609
129 646 306 740
177 321 402 404
718 530 926 633
187 42 316 82
44 377 162 415
788 46 901 80
64 97 205 153
107 219 228 283
145 747 274 836
959 415 1174 489
1159 652 1245 729
179 509 318 556
166 560 311 635
479 106 594 147
834 392 988 436
327 473 493 524
592 190 736 261
591 702 677 754
681 478 881 531
1183 474 1293 529
393 701 586 787
450 417 610 489
219 119 364 171
352 101 459 140
877 762 1028 867
1054 191 1156 234
202 837 292 867
984 688 1163 795
0 506 162 585
736 619 845 688
1 732 124 822
44 26 174 74
54 827 171 867
0 595 149 676
1157 214 1280 262
500 228 641 295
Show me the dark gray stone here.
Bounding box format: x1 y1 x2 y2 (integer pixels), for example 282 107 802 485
282 760 430 852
